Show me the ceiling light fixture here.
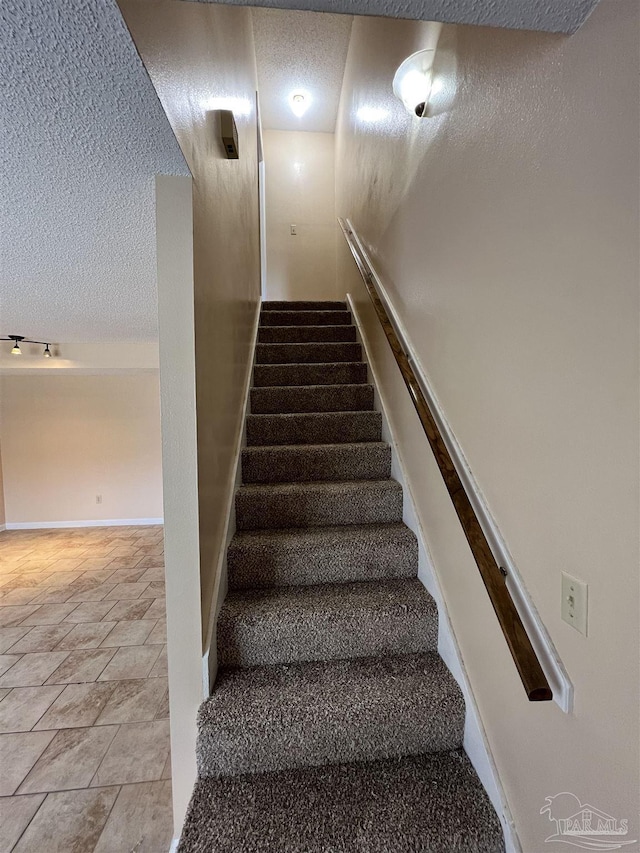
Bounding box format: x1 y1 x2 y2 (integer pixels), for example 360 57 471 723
392 49 436 117
289 91 310 118
1 335 54 358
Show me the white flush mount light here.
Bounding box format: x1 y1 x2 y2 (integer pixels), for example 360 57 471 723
393 49 436 117
289 91 310 118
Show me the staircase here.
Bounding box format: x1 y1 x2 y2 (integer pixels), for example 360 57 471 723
179 301 504 852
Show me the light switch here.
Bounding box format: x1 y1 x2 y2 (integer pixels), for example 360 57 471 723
290 224 297 236
561 572 588 636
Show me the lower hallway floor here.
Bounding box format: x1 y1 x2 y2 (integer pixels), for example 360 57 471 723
0 525 172 852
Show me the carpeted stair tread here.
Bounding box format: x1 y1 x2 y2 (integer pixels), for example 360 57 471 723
253 362 368 387
178 750 504 853
235 479 403 530
250 383 374 414
256 342 362 364
260 310 352 327
227 522 418 589
247 410 381 446
217 578 438 667
258 324 356 343
197 652 465 777
262 300 347 311
242 442 391 483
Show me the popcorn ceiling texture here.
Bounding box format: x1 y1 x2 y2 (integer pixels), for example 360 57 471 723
200 0 600 35
1 0 189 343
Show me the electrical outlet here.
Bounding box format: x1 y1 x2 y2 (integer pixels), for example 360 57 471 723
96 495 102 505
561 572 588 635
290 224 297 236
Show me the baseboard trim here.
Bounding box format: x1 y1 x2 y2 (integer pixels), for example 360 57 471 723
0 523 6 532
4 518 163 530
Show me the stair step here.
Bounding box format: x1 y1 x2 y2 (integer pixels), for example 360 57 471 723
253 362 368 387
256 342 361 364
242 442 391 484
179 750 504 853
235 480 403 530
217 578 438 667
262 301 347 311
260 310 351 327
247 411 381 446
250 384 374 414
227 523 418 589
258 324 356 343
197 653 465 777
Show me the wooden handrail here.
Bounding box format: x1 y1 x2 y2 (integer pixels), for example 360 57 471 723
339 219 552 702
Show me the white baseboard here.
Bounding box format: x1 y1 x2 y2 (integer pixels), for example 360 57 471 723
169 837 180 853
4 518 164 530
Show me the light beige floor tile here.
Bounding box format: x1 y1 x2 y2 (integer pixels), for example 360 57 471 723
12 786 119 852
80 559 117 571
137 567 165 583
18 603 78 626
162 750 172 780
149 645 168 677
97 645 161 681
103 599 152 621
43 572 83 589
66 583 116 603
34 682 117 730
106 568 145 584
145 619 167 645
63 600 115 623
0 654 22 677
0 731 56 795
7 624 74 653
155 685 170 720
141 598 165 621
45 648 116 684
100 620 156 648
138 581 165 599
93 780 173 853
0 588 42 606
0 793 46 852
0 688 10 701
0 652 69 688
18 725 119 793
0 686 64 733
95 678 168 725
28 587 75 604
136 556 165 569
91 720 170 786
56 622 117 650
103 583 149 601
0 606 40 628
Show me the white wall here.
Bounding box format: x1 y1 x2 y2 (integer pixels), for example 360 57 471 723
264 129 338 300
336 4 639 849
0 374 163 525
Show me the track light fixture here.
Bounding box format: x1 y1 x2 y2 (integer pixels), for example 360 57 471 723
1 335 54 358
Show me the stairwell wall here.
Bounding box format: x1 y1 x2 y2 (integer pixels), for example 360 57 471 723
263 129 338 300
119 0 261 644
335 4 639 850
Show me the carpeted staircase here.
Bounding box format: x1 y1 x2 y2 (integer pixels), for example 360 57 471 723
178 301 504 852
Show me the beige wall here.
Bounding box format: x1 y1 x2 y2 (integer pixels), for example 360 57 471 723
336 3 639 849
0 374 163 525
264 129 338 300
119 0 261 638
0 439 5 528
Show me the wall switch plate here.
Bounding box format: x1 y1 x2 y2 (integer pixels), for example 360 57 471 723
290 224 297 236
96 495 102 505
561 572 588 635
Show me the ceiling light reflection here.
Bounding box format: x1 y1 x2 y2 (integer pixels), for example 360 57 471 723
356 106 389 123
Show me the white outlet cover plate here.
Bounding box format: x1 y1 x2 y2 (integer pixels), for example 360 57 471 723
561 572 588 636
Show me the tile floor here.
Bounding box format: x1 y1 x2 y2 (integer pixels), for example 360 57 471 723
0 525 173 852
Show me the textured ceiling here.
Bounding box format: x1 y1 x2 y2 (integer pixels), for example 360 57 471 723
203 0 601 35
1 0 189 343
252 8 352 133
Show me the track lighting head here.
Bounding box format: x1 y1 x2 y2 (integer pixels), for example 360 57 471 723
43 344 52 358
2 334 55 358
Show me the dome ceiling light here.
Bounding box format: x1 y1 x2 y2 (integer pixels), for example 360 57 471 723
392 49 436 117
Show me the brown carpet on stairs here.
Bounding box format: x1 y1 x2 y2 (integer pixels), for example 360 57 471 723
179 300 504 852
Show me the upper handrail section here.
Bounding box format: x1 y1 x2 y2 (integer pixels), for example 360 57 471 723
339 218 552 702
